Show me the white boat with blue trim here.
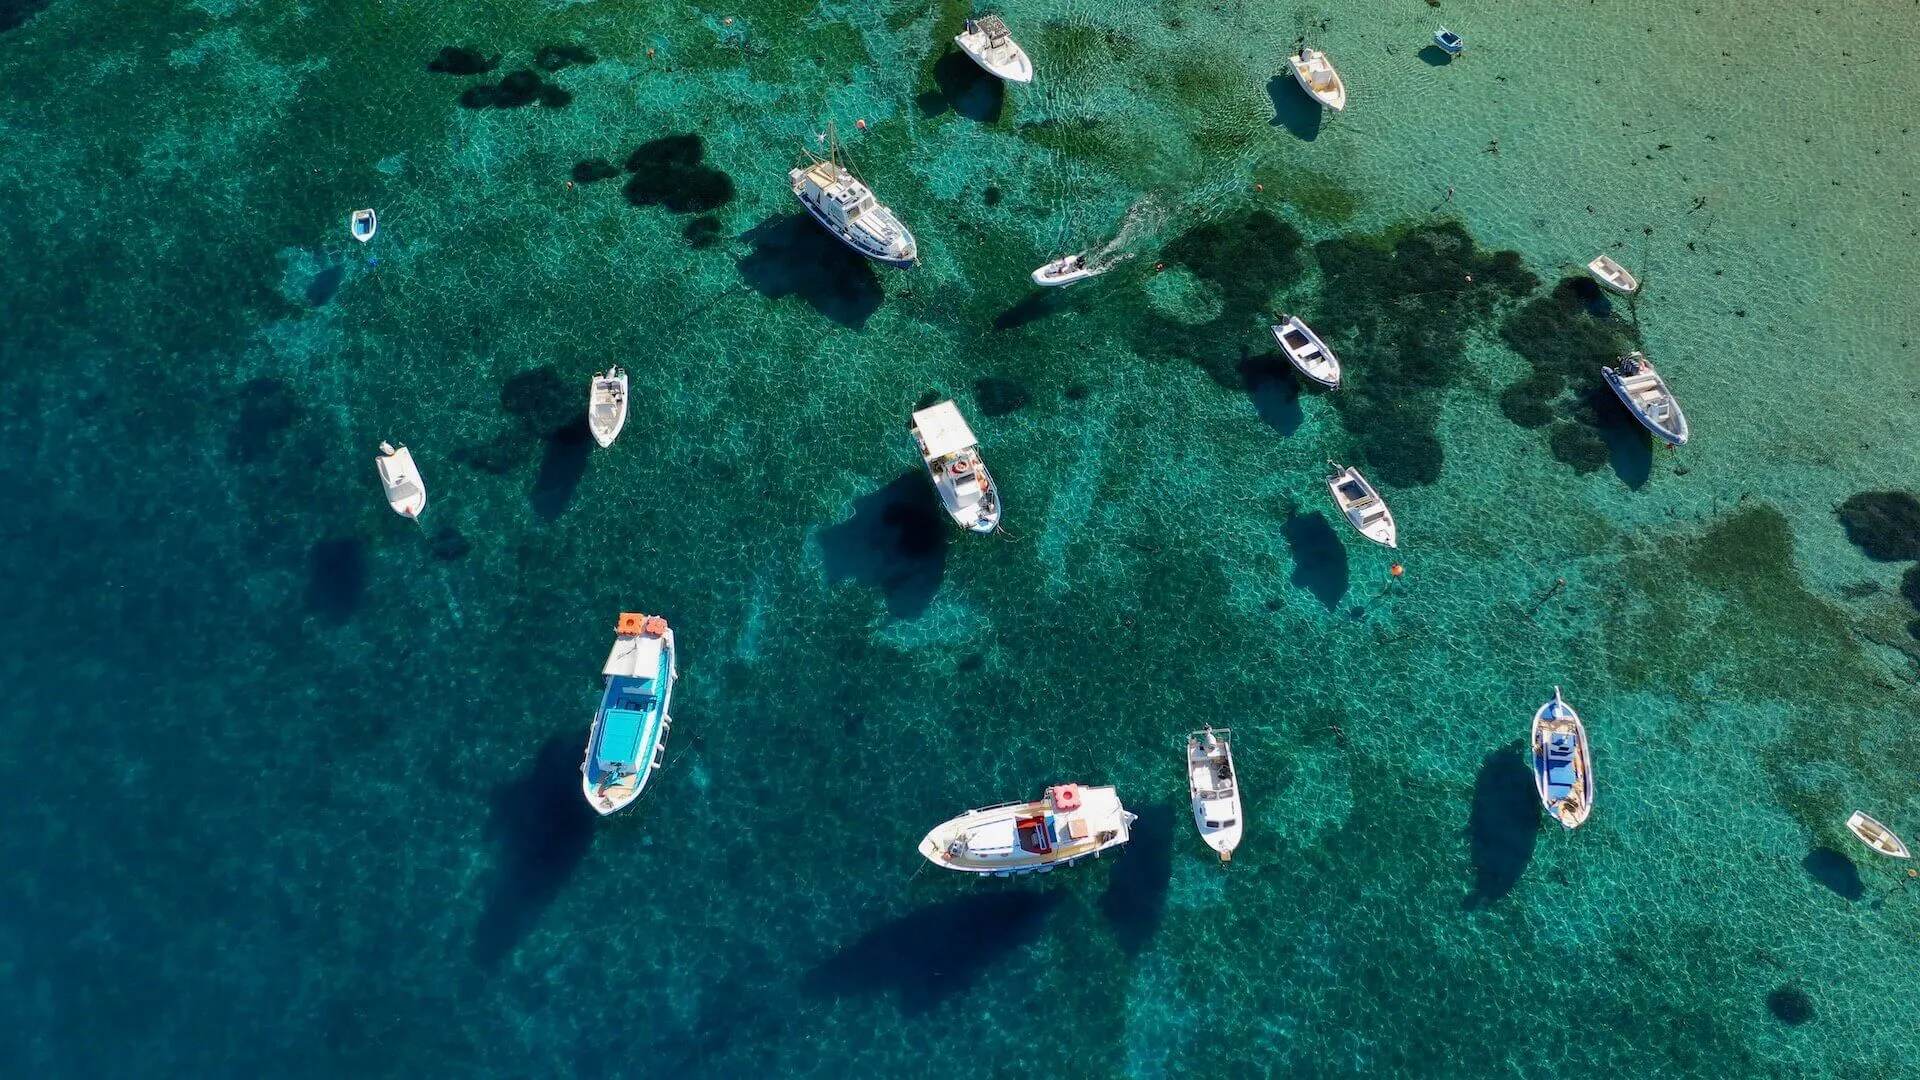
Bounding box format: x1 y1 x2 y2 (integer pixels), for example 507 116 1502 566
581 612 677 816
920 783 1136 875
1531 687 1593 830
789 130 916 268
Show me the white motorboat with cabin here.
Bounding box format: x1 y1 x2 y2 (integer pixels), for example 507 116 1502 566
1325 462 1396 548
588 366 629 449
1031 251 1109 287
1531 687 1593 830
581 612 677 816
350 209 377 243
1846 812 1911 859
919 783 1136 875
954 15 1033 84
790 132 917 268
1270 315 1341 388
911 400 1001 534
1188 727 1243 861
1287 48 1346 111
1603 351 1690 446
1586 254 1638 294
375 440 425 519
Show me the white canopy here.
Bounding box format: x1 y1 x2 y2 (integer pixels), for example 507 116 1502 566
604 634 663 679
912 400 978 459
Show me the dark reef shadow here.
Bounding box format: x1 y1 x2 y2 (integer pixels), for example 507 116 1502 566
306 538 366 624
737 215 884 330
1281 510 1349 611
1238 352 1304 436
804 888 1065 1012
228 377 301 462
1463 741 1540 909
1266 75 1322 140
459 69 572 109
306 264 345 307
973 376 1030 418
818 471 948 619
622 134 734 214
922 49 1005 122
529 414 593 519
993 289 1076 332
1418 45 1454 67
473 737 598 968
1098 803 1175 955
1801 848 1864 901
427 46 499 76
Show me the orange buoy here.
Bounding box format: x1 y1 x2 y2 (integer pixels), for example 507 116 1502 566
1390 564 1404 577
647 48 656 58
645 615 669 636
1255 183 1264 191
723 16 733 25
856 118 868 130
617 612 646 634
1052 784 1082 811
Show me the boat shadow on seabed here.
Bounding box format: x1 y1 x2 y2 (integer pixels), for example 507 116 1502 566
1462 741 1541 910
818 471 949 619
472 736 599 968
804 889 1066 1013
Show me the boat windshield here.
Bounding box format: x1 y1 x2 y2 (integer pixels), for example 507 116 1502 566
1338 480 1370 502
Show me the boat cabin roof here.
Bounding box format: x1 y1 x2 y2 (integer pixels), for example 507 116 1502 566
972 15 1010 41
594 706 651 769
913 401 978 459
967 817 1018 857
604 633 664 679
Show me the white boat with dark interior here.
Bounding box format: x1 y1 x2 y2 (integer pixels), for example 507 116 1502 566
1531 687 1593 830
1031 251 1108 287
954 15 1033 84
581 612 677 816
1846 812 1911 859
1287 48 1346 111
1188 727 1243 861
1325 462 1396 548
1587 254 1638 294
919 783 1136 875
911 400 1001 534
375 440 426 519
1603 351 1690 446
1271 315 1341 388
350 209 377 243
789 132 917 268
588 366 629 449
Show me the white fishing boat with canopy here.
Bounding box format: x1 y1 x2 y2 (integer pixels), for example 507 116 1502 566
375 440 425 519
955 15 1033 84
1846 812 1911 859
911 400 1001 534
1188 727 1243 861
581 612 678 816
919 783 1136 875
588 366 629 448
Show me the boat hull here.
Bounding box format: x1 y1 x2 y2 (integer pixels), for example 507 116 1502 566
1603 359 1689 446
793 191 916 268
1434 30 1464 55
582 624 677 816
1288 52 1346 111
588 369 629 449
1032 256 1101 287
1531 690 1594 829
1586 256 1638 294
376 444 426 518
1272 317 1341 388
1846 812 1912 858
351 209 377 243
955 33 1033 84
919 786 1135 875
1188 729 1243 859
1326 465 1396 548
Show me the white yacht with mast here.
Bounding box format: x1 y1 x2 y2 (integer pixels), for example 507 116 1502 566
1188 727 1243 861
375 441 425 519
911 400 1001 534
789 124 917 268
588 366 629 449
954 15 1034 84
919 783 1136 875
581 612 678 816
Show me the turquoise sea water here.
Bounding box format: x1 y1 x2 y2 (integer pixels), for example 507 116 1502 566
3 0 1919 1075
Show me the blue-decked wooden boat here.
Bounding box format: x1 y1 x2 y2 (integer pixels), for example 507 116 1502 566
1434 28 1464 55
1531 687 1593 829
581 612 677 816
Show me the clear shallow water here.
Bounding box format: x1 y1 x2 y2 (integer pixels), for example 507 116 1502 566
2 0 1918 1076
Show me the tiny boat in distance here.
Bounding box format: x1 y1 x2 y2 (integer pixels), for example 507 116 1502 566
350 209 377 243
1271 315 1341 388
588 366 629 449
1846 812 1911 859
1032 252 1108 287
1587 254 1638 294
1532 687 1593 830
1325 462 1396 548
1603 351 1690 446
1434 28 1465 55
1188 727 1243 861
955 15 1033 84
911 400 1001 534
582 612 678 816
1287 48 1346 111
920 784 1136 875
375 440 425 519
790 139 917 268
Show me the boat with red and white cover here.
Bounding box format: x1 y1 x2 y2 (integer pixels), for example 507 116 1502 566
918 783 1137 875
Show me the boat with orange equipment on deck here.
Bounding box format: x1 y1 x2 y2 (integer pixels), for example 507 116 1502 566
581 611 678 816
910 399 1002 534
918 783 1137 875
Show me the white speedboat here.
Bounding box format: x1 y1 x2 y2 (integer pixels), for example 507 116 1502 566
350 209 377 243
375 440 426 519
1603 351 1690 446
588 366 629 449
1188 727 1243 861
790 132 916 268
1287 48 1346 111
1031 252 1108 287
581 612 677 816
1846 812 1911 859
1325 462 1396 548
954 15 1033 84
1531 688 1593 830
911 400 1001 534
1271 315 1341 388
919 784 1136 875
1587 254 1638 294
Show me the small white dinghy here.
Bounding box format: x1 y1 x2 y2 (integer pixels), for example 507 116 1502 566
1325 462 1396 548
375 440 426 519
1031 252 1107 287
1846 812 1911 859
1603 351 1690 446
1532 687 1594 829
1586 254 1637 294
588 366 629 449
954 15 1033 84
1271 315 1341 388
1287 48 1346 111
350 209 377 243
1188 727 1243 862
